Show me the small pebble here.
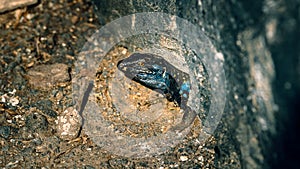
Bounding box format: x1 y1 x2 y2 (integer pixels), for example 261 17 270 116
0 126 11 138
27 63 70 90
56 107 81 140
180 156 188 161
9 97 19 106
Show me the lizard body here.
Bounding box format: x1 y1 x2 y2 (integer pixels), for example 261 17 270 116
117 53 196 131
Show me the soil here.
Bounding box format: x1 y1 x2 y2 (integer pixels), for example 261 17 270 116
0 0 217 168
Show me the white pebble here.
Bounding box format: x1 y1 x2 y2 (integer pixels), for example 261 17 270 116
180 156 188 161
10 97 19 106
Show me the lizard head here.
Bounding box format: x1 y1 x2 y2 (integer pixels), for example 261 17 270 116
117 53 170 92
117 53 150 79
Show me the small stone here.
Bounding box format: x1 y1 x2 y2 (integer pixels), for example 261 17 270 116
56 107 81 140
180 156 188 161
0 126 11 138
0 0 38 13
71 16 79 24
9 97 19 106
26 113 48 132
27 63 70 90
1 94 7 102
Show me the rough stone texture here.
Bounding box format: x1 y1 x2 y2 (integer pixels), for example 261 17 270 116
91 0 298 168
27 63 70 90
56 107 81 141
0 126 11 138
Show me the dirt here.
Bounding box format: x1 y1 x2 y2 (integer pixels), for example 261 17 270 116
0 0 217 168
94 46 185 138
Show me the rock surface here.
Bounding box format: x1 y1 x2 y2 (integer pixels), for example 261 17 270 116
0 0 37 13
27 63 70 90
56 107 82 141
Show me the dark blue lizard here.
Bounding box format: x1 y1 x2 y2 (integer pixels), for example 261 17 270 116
117 53 197 131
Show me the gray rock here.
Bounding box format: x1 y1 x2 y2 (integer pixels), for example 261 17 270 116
0 126 11 138
89 0 294 168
